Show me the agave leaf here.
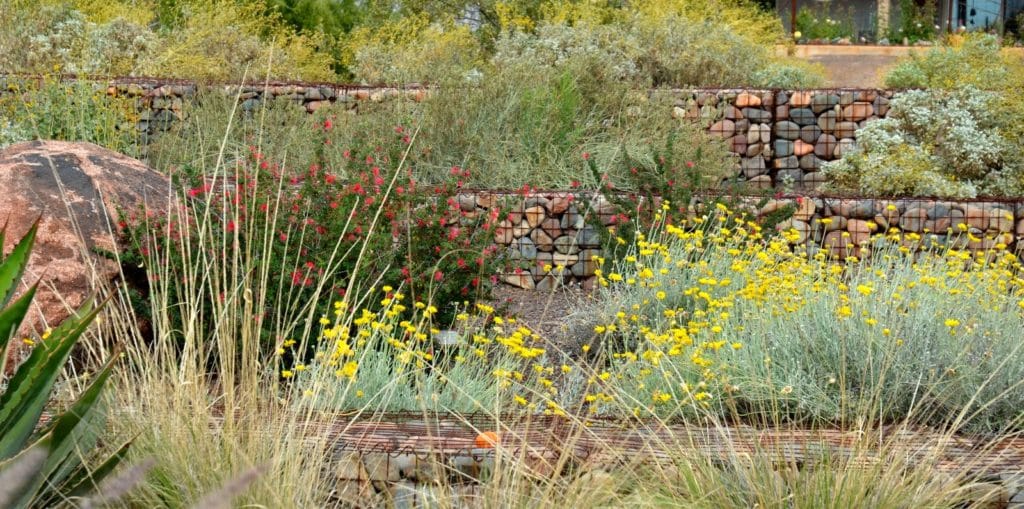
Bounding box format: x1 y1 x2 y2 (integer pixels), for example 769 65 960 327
64 440 136 500
0 284 35 378
42 353 118 488
9 350 117 508
0 441 48 509
0 303 103 460
0 222 37 309
0 435 52 509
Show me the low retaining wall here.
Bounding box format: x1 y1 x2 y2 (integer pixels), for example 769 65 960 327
476 191 1024 290
665 88 894 191
2 75 898 191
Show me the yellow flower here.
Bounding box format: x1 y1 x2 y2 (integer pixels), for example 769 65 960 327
281 370 294 378
944 318 960 328
780 385 793 395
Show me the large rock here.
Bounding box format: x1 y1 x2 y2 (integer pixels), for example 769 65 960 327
0 141 171 346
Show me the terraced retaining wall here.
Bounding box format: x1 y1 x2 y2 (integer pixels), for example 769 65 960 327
479 191 1024 290
2 75 889 189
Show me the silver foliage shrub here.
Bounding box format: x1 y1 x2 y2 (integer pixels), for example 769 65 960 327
822 87 1024 198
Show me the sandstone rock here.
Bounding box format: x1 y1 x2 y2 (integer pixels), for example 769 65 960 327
842 102 873 121
736 92 761 107
773 140 794 157
964 205 988 230
741 157 767 178
987 207 1014 232
778 218 810 244
729 135 747 154
790 107 817 126
930 208 964 233
831 199 874 219
0 141 171 347
834 138 857 158
540 217 562 239
710 119 735 138
823 230 853 258
554 235 581 255
475 192 498 209
572 249 602 276
523 196 551 211
305 100 324 113
560 207 585 230
814 134 837 159
794 140 814 157
800 125 823 143
746 175 773 190
501 272 535 290
512 220 531 238
811 93 839 114
759 199 789 217
494 220 514 244
773 121 800 140
742 107 771 123
576 226 602 248
524 205 546 228
798 154 821 170
457 194 477 212
801 171 826 190
834 121 858 139
534 274 560 292
847 219 876 245
817 215 846 232
793 198 816 221
900 208 929 233
548 194 571 214
817 110 837 133
530 227 554 251
774 156 799 170
790 91 812 107
513 236 537 258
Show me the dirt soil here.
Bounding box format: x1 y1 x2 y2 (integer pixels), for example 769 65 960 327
490 285 593 349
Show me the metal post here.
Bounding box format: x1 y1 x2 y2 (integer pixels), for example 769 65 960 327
791 0 797 35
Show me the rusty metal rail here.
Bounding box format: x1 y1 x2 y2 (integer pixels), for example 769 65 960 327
263 412 1024 479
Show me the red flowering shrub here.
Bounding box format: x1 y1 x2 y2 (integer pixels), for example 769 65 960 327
120 121 507 354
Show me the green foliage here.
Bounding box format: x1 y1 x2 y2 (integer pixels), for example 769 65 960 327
795 2 855 41
0 223 127 508
883 34 1020 89
822 87 1024 198
343 1 820 89
0 0 337 81
896 0 938 43
0 77 142 156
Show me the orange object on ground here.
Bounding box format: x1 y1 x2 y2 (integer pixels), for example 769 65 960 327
474 431 499 448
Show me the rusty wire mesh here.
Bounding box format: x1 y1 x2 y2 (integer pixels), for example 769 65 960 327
280 411 1024 481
